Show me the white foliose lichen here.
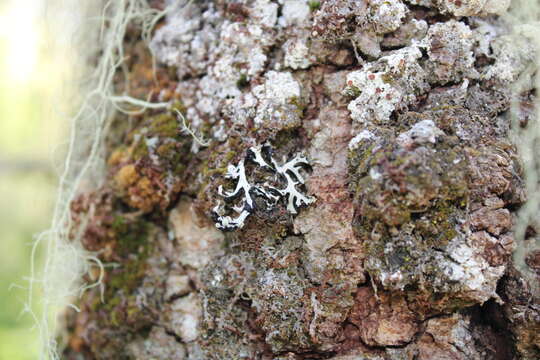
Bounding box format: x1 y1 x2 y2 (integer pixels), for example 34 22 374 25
218 160 255 210
344 45 428 126
213 144 315 231
212 159 256 231
269 153 316 214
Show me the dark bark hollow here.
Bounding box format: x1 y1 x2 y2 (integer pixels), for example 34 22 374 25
64 1 540 359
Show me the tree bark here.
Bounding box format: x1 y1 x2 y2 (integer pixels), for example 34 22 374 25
64 1 539 359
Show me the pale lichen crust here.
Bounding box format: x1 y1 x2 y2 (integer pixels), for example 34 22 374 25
212 144 315 230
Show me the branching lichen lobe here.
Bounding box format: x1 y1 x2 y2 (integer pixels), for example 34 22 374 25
213 144 315 230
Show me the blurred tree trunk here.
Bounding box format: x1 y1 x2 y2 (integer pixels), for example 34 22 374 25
63 1 539 359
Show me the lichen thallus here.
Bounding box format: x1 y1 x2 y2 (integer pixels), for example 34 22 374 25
212 143 315 230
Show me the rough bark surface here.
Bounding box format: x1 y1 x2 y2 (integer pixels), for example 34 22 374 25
64 1 540 359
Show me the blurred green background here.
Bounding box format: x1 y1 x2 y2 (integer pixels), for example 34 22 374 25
0 0 66 358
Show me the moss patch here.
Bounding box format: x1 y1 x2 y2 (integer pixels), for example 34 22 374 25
349 131 470 292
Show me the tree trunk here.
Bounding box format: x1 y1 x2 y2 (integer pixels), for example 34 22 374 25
63 1 539 359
